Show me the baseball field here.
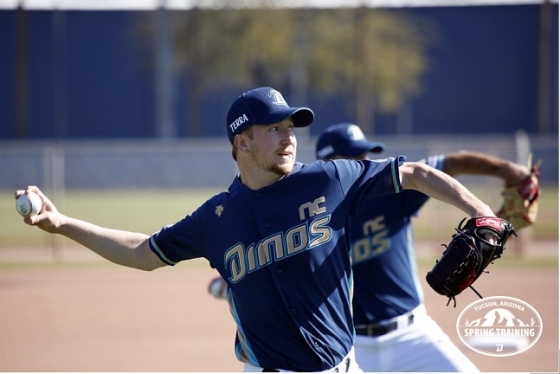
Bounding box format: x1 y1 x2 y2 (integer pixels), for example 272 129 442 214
0 186 557 372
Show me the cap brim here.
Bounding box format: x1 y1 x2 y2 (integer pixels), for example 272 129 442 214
368 142 385 153
257 107 314 128
346 141 385 156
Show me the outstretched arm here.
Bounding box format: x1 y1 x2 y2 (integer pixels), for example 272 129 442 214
15 186 166 271
399 162 494 218
441 150 530 187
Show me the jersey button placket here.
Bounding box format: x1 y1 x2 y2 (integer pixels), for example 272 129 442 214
256 193 273 229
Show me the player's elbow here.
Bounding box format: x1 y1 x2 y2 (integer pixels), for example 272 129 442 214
137 263 160 271
133 240 168 271
133 259 166 272
400 162 430 190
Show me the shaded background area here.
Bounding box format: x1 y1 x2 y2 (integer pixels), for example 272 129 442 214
0 1 558 140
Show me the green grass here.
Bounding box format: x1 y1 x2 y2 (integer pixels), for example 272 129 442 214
413 185 558 242
1 188 223 248
1 185 557 248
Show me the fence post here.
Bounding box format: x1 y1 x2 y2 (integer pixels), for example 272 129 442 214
513 130 532 258
44 143 65 262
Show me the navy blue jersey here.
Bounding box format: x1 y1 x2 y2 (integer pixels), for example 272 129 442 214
149 157 404 371
351 155 445 324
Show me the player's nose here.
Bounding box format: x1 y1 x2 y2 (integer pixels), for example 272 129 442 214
279 128 295 145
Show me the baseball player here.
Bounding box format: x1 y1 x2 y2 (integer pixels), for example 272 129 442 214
316 123 536 371
16 88 502 372
210 122 536 372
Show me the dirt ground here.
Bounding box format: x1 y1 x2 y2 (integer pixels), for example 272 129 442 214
0 246 557 372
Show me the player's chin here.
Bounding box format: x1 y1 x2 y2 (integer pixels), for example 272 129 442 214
270 159 294 175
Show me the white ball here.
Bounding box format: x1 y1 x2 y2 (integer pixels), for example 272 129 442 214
15 192 43 217
209 278 228 299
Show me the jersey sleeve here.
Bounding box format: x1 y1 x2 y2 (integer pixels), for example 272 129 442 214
332 156 406 214
148 203 209 266
424 154 445 170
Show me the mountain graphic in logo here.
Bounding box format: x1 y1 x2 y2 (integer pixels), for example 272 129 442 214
465 308 529 327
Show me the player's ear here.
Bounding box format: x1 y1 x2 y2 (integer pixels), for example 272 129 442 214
234 134 250 153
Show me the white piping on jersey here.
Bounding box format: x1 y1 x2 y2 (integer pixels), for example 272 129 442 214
149 236 177 265
390 158 402 193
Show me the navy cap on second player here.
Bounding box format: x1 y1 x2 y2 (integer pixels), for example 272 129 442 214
226 87 315 143
316 123 385 159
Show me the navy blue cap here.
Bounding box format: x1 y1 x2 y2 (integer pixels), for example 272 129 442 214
226 87 314 143
315 123 385 160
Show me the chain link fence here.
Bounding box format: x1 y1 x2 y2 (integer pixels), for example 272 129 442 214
0 133 557 193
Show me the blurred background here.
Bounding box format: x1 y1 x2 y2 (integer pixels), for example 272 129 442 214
0 1 558 372
0 0 558 249
1 0 558 139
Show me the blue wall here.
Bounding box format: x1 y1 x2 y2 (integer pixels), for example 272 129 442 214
0 5 557 140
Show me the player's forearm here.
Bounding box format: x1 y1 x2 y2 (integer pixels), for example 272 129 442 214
442 150 528 187
55 216 159 270
401 162 494 217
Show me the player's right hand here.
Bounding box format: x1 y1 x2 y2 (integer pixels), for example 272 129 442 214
14 186 62 233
